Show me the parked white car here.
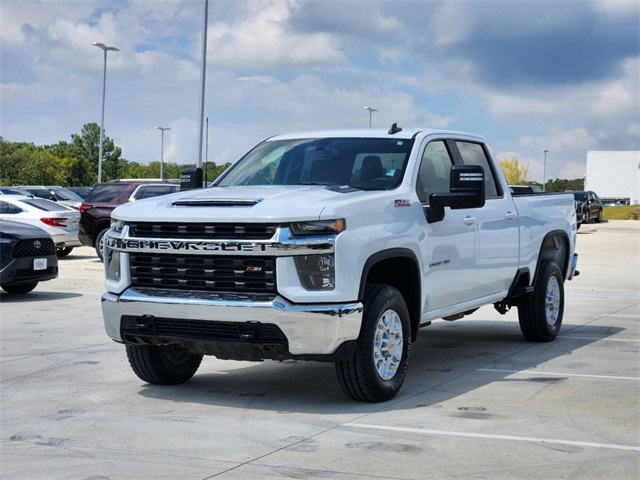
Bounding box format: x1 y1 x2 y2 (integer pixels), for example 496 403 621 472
0 195 81 257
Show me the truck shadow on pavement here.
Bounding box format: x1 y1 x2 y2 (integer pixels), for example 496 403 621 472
0 291 83 303
136 319 623 414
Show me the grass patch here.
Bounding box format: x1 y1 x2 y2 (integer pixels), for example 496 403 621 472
602 205 640 221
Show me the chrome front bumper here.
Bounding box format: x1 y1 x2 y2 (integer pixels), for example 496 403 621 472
102 287 363 356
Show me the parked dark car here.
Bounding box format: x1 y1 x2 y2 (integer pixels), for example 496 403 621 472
17 186 83 210
569 190 603 228
1 220 58 294
68 186 93 199
79 180 180 260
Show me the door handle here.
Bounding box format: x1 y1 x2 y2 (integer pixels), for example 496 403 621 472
463 216 477 225
505 211 517 220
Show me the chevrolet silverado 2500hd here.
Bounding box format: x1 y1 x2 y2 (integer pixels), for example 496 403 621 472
101 126 578 402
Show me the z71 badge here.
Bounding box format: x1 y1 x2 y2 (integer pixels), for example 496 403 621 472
394 199 411 207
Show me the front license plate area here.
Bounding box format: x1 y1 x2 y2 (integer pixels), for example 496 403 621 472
33 258 47 271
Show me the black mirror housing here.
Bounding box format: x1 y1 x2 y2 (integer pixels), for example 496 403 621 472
430 164 485 210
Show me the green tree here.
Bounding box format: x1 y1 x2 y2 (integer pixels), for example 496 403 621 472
498 154 531 185
71 122 126 183
545 178 584 192
44 140 94 186
0 143 67 185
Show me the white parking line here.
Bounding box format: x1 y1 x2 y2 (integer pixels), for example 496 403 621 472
477 368 639 381
560 336 640 343
344 423 640 452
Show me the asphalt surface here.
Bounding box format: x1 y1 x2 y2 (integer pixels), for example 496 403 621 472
1 221 639 479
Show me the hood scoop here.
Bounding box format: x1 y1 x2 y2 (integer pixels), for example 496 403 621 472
172 198 263 207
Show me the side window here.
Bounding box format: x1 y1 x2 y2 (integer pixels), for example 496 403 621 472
455 141 500 198
136 185 177 200
0 201 23 214
417 140 453 203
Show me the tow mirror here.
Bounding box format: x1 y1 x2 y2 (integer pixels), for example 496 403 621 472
425 165 485 223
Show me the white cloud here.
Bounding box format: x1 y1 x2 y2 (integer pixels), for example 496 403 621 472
207 0 345 69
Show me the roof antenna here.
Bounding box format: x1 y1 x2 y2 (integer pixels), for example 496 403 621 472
388 123 402 135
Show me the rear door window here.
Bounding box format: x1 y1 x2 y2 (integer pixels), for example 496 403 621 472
22 199 70 211
454 141 501 198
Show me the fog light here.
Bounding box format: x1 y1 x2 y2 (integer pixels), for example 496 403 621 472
106 249 121 282
294 254 335 290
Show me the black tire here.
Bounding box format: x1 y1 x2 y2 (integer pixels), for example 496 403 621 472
335 284 411 402
94 228 109 262
125 344 203 385
2 282 38 294
57 246 73 257
595 210 602 223
518 260 564 342
584 211 590 224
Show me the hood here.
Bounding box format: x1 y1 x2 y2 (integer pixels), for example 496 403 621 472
0 220 52 240
111 185 381 223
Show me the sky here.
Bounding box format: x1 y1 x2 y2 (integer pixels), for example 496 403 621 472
1 0 639 183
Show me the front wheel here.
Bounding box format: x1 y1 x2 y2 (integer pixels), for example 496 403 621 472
125 344 203 385
518 260 564 342
595 210 602 223
335 284 411 402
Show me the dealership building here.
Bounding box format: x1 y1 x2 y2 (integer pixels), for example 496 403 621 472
585 151 640 205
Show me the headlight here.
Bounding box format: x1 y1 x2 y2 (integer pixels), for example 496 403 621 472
290 219 346 236
294 254 335 290
110 219 125 232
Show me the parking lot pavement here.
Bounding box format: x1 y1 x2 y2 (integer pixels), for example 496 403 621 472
1 221 638 479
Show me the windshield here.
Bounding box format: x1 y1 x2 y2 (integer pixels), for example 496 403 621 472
54 188 83 201
216 137 415 190
573 192 588 202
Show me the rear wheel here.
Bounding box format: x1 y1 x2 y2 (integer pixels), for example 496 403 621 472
518 260 564 342
94 228 109 262
595 210 602 223
335 284 411 402
126 344 203 385
584 211 590 224
57 246 73 257
2 282 38 294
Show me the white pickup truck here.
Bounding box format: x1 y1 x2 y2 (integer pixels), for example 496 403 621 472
102 125 578 402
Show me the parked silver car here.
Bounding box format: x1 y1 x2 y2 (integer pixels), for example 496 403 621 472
0 196 81 257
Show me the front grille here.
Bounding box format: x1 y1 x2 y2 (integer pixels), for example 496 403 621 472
129 253 276 294
13 238 56 257
128 222 279 240
121 316 287 343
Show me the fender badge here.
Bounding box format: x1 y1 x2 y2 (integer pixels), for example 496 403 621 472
394 199 411 207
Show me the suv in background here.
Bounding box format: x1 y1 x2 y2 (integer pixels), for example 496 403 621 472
569 190 603 228
17 186 83 210
79 180 180 260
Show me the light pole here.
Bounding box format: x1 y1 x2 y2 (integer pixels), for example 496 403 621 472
542 149 549 192
156 127 171 180
92 42 119 184
364 106 377 128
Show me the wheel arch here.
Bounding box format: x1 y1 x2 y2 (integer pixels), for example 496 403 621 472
534 230 571 282
359 248 421 341
92 219 111 238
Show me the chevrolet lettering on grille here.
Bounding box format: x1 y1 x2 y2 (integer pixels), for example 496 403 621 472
108 237 268 253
